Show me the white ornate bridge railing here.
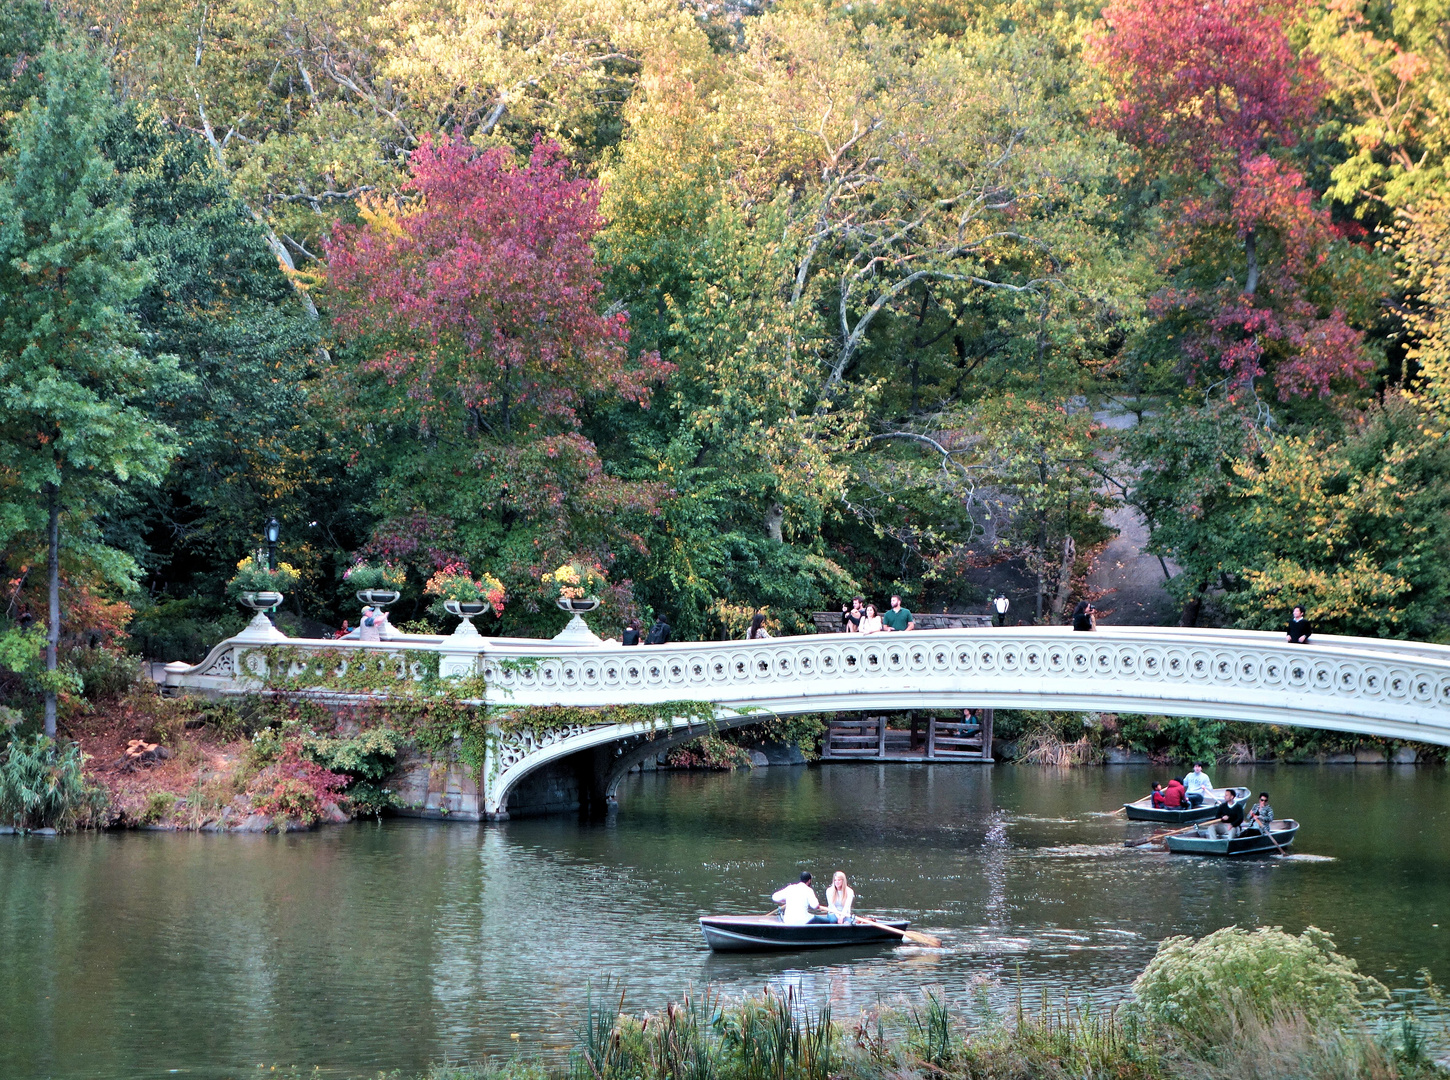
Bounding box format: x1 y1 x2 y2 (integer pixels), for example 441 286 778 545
165 622 1450 748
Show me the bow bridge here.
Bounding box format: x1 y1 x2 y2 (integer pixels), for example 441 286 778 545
164 622 1450 819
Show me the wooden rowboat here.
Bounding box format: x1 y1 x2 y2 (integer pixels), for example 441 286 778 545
1166 819 1299 857
1123 786 1251 823
699 914 910 952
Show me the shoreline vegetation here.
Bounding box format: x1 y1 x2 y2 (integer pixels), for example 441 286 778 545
0 670 1444 834
336 928 1448 1080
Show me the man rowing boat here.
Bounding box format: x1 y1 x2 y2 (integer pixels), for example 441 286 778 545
772 872 826 925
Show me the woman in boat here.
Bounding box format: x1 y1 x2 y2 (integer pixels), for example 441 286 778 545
824 871 855 924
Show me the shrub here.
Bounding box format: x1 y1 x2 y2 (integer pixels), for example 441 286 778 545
247 740 348 823
139 791 178 825
1134 926 1385 1044
66 646 141 701
341 560 407 593
299 726 401 816
0 735 108 831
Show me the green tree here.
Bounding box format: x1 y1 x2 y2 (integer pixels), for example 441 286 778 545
1222 393 1450 638
1121 398 1261 625
102 105 355 619
0 42 180 732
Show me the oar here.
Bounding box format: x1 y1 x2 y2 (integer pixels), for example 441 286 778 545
1250 816 1287 856
852 915 942 948
1124 823 1201 848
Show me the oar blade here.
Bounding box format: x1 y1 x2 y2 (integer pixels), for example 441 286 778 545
901 929 943 947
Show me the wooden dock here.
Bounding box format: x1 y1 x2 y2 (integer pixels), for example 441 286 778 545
821 711 994 762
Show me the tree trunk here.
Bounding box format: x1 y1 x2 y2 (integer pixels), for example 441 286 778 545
764 503 784 543
1179 582 1205 628
44 482 59 738
1049 535 1076 623
1243 229 1259 297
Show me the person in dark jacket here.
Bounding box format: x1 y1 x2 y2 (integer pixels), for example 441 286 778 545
1287 606 1312 644
1215 790 1247 835
620 618 643 646
1072 601 1096 631
644 616 672 645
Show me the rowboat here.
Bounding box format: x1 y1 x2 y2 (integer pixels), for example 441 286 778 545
1123 786 1251 823
1166 819 1299 857
699 914 910 952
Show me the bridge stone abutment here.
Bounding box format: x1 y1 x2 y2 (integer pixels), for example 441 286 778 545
164 625 1450 819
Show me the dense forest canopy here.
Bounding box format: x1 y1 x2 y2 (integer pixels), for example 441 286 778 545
2 0 1450 711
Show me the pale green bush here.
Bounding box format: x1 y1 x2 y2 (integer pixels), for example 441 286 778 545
0 734 109 830
1134 926 1385 1044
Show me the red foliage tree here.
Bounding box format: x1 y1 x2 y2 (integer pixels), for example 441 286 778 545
325 138 672 624
327 137 669 435
1089 0 1371 401
1089 0 1320 174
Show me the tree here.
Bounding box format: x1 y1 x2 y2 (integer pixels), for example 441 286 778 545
1309 0 1450 215
0 42 180 733
1089 0 1380 403
326 137 671 625
103 105 355 616
1121 399 1262 625
1221 393 1450 638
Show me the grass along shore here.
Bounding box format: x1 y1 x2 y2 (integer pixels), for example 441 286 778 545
338 927 1450 1080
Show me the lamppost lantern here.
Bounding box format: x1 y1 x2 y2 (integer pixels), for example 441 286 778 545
993 594 1010 626
265 517 280 571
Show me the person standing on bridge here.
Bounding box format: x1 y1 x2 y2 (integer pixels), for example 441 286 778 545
644 615 672 645
772 872 826 925
747 612 772 640
1287 606 1312 644
1182 762 1215 808
882 595 915 632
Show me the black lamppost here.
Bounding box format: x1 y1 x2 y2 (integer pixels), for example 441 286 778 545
993 594 1010 627
266 517 280 571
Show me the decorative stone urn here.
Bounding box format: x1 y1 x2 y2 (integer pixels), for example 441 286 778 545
356 588 401 609
444 599 489 638
553 597 601 645
237 591 287 640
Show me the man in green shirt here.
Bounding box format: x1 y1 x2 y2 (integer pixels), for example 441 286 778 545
882 595 915 631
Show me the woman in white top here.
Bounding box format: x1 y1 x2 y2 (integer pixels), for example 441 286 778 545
824 871 855 924
747 612 771 640
858 604 884 635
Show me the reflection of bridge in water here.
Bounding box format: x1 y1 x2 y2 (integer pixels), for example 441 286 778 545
165 622 1450 820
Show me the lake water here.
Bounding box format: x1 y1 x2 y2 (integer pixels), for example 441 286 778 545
2 763 1447 1079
